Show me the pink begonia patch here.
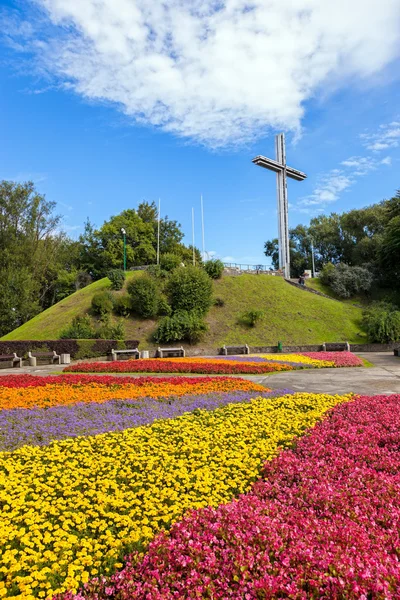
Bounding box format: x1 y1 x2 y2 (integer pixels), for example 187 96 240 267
57 394 400 600
301 351 364 367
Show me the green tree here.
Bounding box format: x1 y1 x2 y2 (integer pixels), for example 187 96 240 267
167 266 213 315
0 180 65 334
379 215 400 284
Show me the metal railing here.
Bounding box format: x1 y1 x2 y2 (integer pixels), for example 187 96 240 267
223 262 278 273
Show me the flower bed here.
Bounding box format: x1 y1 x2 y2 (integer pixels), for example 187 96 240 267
0 375 266 410
65 352 363 375
65 358 296 375
301 350 364 367
69 394 400 599
0 392 349 599
0 389 294 452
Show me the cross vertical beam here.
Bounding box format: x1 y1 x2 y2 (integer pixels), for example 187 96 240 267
252 133 307 279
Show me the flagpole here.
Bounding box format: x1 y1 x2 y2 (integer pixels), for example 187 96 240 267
157 198 161 265
201 194 205 261
192 207 195 266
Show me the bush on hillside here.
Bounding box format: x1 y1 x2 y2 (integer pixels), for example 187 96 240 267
113 294 131 317
167 266 213 315
319 263 336 286
154 310 208 344
158 294 172 316
91 291 114 316
107 269 126 290
240 309 264 327
363 302 400 343
319 263 373 298
160 253 182 272
204 259 224 279
147 265 169 280
97 314 125 340
127 275 160 318
60 315 96 339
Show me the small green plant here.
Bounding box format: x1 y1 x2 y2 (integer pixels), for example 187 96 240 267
91 291 114 316
113 294 131 317
158 294 172 316
160 253 182 272
362 302 400 343
167 266 213 315
214 297 225 307
107 269 126 290
147 265 169 280
204 259 224 279
154 310 208 344
240 309 264 327
60 315 96 339
127 275 160 318
97 314 125 340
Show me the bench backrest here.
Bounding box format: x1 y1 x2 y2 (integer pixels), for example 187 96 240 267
323 342 350 352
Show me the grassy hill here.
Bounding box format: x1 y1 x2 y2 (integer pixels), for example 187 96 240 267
2 273 366 351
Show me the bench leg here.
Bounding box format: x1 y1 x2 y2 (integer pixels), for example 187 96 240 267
29 357 37 367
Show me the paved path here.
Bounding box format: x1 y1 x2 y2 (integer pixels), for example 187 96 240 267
250 353 400 395
0 353 399 395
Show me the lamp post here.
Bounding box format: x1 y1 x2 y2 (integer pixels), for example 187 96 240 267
121 228 126 272
310 239 316 278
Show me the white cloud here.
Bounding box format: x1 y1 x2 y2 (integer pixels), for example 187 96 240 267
360 121 400 152
6 0 400 147
297 151 393 211
299 171 353 207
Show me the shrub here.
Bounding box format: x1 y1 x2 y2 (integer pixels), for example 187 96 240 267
60 315 96 339
154 310 208 344
147 265 169 280
240 309 264 327
113 294 131 317
158 294 172 316
362 302 400 343
97 316 125 340
160 253 182 272
91 291 114 316
320 263 373 298
127 275 160 318
318 263 336 286
74 340 101 360
167 266 213 315
107 269 125 290
214 297 225 307
204 259 224 279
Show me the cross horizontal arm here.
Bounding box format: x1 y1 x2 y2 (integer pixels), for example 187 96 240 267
252 155 307 181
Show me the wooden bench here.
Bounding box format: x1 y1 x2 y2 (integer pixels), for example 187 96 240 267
28 351 61 366
321 342 350 352
0 353 22 368
157 346 185 358
221 344 250 356
109 348 140 361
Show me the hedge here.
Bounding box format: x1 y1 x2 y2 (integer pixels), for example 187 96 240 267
0 340 140 360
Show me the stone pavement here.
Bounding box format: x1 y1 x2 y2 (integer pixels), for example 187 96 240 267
0 352 399 395
250 353 400 395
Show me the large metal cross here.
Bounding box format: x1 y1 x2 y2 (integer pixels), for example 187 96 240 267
252 133 307 279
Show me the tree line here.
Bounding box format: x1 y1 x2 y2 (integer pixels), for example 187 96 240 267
264 189 400 293
0 180 201 337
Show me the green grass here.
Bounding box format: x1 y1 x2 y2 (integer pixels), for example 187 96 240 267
2 273 366 350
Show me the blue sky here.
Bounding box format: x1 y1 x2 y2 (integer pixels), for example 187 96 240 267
1 0 400 266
